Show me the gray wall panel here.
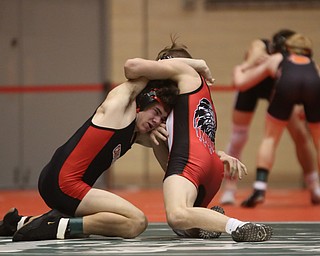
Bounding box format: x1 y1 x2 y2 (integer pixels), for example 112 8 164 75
21 0 101 84
0 0 106 188
0 94 21 188
23 92 102 188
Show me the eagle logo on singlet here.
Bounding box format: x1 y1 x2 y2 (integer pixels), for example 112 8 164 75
112 144 122 163
193 98 217 154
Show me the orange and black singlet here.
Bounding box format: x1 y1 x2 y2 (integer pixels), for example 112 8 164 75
268 53 320 122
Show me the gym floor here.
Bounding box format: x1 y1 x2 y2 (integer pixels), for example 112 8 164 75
0 188 320 255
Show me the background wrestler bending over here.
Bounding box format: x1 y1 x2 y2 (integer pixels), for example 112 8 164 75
220 29 320 206
233 33 320 207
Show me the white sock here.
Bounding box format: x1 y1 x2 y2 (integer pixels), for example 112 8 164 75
56 218 69 239
225 124 249 159
225 218 249 234
253 181 267 191
304 171 320 194
17 216 28 230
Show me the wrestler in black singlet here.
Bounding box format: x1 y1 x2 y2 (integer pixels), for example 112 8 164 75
234 39 274 111
268 53 320 122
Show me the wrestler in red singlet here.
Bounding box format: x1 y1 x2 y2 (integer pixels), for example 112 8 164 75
165 76 224 207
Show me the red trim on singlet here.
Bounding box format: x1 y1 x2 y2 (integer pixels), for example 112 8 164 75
59 126 115 200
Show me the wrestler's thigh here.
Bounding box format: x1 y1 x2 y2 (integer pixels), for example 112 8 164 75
163 175 198 211
75 188 143 218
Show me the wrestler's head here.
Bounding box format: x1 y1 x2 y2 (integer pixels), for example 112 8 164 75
272 29 296 53
285 33 313 57
135 80 179 133
156 35 192 60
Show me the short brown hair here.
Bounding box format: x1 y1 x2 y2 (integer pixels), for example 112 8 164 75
272 29 296 53
136 80 179 113
156 35 192 60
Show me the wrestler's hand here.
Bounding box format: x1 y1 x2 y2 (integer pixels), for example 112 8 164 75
192 59 215 86
198 62 215 86
217 151 248 179
167 58 215 86
150 123 169 146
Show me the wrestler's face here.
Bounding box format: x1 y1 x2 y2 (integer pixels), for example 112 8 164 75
136 102 168 133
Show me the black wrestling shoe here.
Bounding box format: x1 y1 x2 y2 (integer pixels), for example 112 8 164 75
12 210 65 242
241 189 265 208
172 206 226 239
198 206 225 239
231 223 272 242
0 208 21 236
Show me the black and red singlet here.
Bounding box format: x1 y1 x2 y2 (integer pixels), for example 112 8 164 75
38 116 136 216
165 76 224 207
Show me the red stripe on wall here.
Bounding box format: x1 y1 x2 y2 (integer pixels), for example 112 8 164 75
0 83 234 94
211 85 235 92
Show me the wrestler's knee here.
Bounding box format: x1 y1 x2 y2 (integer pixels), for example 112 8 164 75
124 212 148 238
166 207 188 230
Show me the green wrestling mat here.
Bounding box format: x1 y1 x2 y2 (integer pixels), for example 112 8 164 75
0 222 319 255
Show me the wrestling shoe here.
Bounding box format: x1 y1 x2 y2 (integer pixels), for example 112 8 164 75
12 209 65 242
198 205 225 239
172 206 226 239
0 208 21 236
220 190 236 205
241 189 265 208
231 223 273 242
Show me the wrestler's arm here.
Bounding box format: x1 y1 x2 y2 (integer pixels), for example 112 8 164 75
152 138 169 172
315 62 320 75
124 58 203 93
232 56 271 91
216 150 248 180
240 39 269 70
162 58 214 85
92 77 149 127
